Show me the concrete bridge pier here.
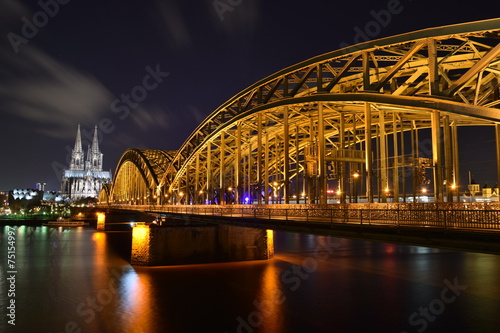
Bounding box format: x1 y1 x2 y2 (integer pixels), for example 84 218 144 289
96 213 106 231
131 222 274 266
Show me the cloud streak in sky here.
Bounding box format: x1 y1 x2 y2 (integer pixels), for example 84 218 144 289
0 1 113 140
153 0 192 49
0 45 114 139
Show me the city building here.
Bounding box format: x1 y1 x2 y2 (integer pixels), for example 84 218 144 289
60 125 112 201
0 191 8 208
8 188 43 212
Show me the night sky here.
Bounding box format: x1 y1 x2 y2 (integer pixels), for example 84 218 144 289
0 0 497 191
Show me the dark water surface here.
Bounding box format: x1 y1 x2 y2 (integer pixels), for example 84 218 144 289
1 225 500 333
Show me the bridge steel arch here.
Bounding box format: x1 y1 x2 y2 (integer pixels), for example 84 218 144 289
158 19 500 205
106 149 176 205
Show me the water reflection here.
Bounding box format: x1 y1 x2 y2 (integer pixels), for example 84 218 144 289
254 260 285 332
1 226 500 333
118 269 159 332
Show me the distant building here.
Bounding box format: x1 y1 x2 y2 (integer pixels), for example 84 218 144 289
467 179 480 196
0 191 8 207
60 125 112 201
42 191 63 203
482 183 492 198
8 189 43 212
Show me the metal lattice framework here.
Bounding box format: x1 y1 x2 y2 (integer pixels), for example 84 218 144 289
104 19 500 206
108 149 176 204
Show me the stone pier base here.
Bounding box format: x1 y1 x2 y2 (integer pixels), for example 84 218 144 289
96 213 106 231
131 223 274 266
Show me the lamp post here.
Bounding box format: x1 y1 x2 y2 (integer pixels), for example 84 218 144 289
420 187 427 202
326 189 334 203
270 181 282 204
301 192 306 204
450 183 457 202
352 171 360 203
227 187 233 205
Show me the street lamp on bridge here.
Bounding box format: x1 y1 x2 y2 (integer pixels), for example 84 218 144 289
350 171 360 203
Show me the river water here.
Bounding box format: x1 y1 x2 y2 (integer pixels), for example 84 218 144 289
1 225 500 333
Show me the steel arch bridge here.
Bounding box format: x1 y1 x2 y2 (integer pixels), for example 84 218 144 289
99 149 176 205
102 18 500 206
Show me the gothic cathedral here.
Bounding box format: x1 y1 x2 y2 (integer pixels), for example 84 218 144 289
60 125 112 201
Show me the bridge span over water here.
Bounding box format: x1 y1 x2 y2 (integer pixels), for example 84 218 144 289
99 19 500 208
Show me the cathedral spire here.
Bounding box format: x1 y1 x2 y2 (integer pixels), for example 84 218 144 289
86 125 103 171
91 125 100 153
86 144 91 169
74 124 83 153
69 124 85 171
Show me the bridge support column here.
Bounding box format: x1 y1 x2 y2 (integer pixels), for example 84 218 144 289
411 121 419 201
97 213 106 231
443 115 454 202
264 131 270 204
392 113 399 203
257 114 263 205
247 141 252 203
131 223 151 265
220 131 226 204
307 115 314 204
283 106 290 204
432 111 443 202
295 125 301 204
318 103 327 205
400 116 406 202
207 143 213 204
495 124 500 190
364 103 373 203
235 125 242 204
452 122 460 202
195 154 200 204
379 109 388 202
339 112 346 204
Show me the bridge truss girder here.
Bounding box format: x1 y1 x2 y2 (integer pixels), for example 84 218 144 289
158 19 500 204
107 149 175 205
103 19 500 206
164 96 492 205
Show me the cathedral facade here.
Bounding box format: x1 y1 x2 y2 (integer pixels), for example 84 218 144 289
60 125 112 201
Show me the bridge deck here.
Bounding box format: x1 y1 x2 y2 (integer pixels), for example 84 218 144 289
111 205 499 230
102 204 500 254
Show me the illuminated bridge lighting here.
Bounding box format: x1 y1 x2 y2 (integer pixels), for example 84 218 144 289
97 19 500 206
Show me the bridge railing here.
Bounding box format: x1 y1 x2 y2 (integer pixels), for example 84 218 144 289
106 204 500 232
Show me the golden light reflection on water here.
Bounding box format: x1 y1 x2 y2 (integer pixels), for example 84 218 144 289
119 269 157 332
92 230 107 267
266 229 275 258
254 259 285 332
